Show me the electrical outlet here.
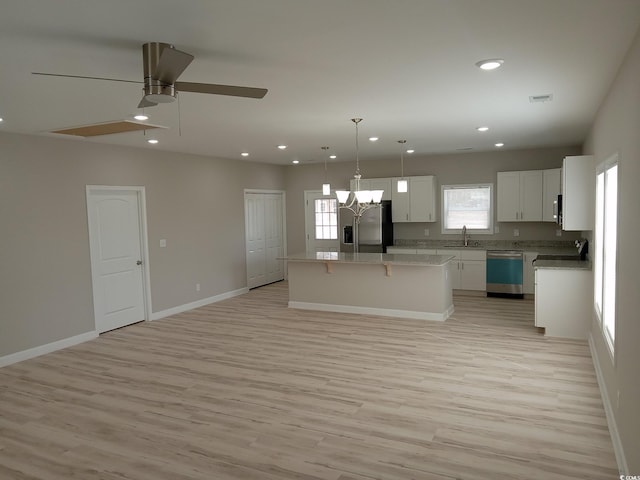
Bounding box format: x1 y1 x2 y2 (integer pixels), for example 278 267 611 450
513 228 520 237
556 229 562 237
424 228 430 236
495 225 500 234
196 283 200 292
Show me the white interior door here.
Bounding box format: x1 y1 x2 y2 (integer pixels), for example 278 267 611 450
264 193 284 284
305 191 339 253
87 188 147 333
245 193 267 289
245 191 285 289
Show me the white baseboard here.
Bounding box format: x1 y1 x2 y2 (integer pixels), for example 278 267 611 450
150 287 249 321
0 331 98 368
589 333 628 474
288 301 454 322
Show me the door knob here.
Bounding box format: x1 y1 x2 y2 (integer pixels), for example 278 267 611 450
136 260 143 266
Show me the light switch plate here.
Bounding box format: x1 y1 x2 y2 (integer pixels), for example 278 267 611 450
160 239 167 247
424 228 429 236
556 229 562 237
513 229 520 237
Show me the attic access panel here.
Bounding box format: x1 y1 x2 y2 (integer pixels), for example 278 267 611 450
51 120 166 137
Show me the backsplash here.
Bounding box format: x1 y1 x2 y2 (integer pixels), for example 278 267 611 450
395 238 580 250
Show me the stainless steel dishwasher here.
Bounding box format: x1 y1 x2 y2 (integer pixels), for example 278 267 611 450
486 250 524 298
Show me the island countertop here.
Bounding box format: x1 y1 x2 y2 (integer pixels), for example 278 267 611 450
281 251 455 267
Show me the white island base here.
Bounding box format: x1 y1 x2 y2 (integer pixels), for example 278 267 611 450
285 253 454 321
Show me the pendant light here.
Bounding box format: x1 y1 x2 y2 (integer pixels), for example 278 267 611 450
335 118 384 206
397 140 408 193
321 146 331 195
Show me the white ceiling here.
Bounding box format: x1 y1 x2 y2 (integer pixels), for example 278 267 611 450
1 0 640 166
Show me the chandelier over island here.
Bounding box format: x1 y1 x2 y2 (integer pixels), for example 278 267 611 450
335 118 384 253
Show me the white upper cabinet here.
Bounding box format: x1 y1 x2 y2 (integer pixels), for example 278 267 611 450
542 168 561 222
562 155 594 231
391 178 411 222
391 176 437 223
497 170 543 222
350 177 392 201
370 177 392 201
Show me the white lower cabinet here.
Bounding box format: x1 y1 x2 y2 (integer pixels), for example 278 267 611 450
437 249 486 291
534 267 593 338
523 251 539 294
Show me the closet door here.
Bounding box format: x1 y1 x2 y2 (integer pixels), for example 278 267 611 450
245 192 285 289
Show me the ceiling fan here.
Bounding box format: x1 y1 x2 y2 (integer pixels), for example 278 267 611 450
33 42 268 108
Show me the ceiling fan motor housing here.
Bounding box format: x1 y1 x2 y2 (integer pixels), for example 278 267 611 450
142 42 178 103
143 82 176 103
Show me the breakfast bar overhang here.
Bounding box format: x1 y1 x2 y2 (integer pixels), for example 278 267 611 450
282 252 455 321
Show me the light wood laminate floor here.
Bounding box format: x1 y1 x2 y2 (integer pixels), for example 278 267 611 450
0 282 617 479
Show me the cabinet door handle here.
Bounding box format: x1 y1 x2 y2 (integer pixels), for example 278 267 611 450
461 262 464 270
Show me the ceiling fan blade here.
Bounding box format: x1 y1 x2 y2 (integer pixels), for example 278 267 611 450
175 81 268 99
137 96 158 108
32 72 141 84
154 47 194 85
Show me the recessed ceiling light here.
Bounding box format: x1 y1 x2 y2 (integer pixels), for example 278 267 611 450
241 152 249 157
134 114 149 121
476 126 489 132
329 155 337 159
476 59 504 70
369 137 379 142
0 117 4 122
406 149 415 154
277 145 287 150
147 139 158 144
495 142 505 147
292 160 299 164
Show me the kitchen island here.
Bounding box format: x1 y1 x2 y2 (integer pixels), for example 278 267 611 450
282 252 455 321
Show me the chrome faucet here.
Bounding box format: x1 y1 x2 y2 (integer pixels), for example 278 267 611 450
462 225 468 247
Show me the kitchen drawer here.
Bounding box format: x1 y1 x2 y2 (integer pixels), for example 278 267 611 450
415 248 437 255
461 250 486 261
386 247 417 254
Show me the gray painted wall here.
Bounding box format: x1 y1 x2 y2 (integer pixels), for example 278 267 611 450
0 132 285 356
284 146 582 254
583 27 640 473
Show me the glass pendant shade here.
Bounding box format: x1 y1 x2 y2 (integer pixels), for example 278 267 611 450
354 190 373 204
336 190 350 204
322 183 331 195
371 190 384 203
397 179 408 193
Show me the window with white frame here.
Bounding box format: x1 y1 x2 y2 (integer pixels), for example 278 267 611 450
314 198 338 240
441 184 494 234
594 155 618 353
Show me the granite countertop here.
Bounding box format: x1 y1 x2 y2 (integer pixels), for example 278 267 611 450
533 259 592 270
281 252 456 267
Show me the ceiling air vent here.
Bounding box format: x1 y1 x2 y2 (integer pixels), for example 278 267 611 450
529 94 553 103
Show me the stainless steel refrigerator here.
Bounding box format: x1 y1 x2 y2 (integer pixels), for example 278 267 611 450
340 200 394 253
